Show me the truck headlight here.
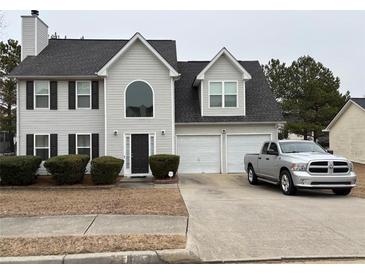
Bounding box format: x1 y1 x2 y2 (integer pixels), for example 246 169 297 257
348 161 353 172
290 163 307 171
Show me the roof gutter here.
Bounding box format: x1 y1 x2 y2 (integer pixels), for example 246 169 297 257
175 121 286 125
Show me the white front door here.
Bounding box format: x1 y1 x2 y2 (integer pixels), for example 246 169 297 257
176 135 221 173
227 134 271 173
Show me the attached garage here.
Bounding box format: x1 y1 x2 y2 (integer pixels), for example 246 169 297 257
176 135 221 173
226 134 271 173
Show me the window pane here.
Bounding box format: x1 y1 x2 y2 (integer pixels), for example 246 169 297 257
36 95 49 108
35 135 48 147
35 81 49 95
77 135 90 147
224 82 237 95
210 95 222 107
36 148 49 161
78 95 90 108
126 81 153 117
225 95 237 107
77 82 90 95
150 135 155 155
210 82 222 95
78 148 90 157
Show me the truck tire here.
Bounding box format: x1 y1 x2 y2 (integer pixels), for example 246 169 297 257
280 170 297 195
332 188 352 196
247 165 258 185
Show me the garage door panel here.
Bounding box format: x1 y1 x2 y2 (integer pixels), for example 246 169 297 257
177 135 221 173
227 134 271 173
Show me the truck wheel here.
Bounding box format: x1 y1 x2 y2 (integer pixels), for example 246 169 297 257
280 170 297 195
247 165 258 185
332 188 352 196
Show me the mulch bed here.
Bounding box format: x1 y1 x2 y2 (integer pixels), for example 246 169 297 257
352 163 365 198
0 234 186 257
0 188 188 217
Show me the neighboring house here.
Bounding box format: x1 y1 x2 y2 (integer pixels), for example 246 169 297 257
324 98 365 164
9 11 284 175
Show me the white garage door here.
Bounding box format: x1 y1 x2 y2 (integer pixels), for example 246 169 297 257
227 134 271 173
177 135 221 173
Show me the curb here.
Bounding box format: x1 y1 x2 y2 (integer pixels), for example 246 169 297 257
0 249 201 264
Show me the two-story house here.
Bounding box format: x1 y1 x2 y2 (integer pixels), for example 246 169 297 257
10 11 284 176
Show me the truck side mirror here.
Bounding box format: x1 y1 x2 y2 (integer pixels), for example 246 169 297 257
267 149 279 156
327 149 333 154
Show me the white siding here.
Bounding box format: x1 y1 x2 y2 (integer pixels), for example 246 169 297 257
202 55 246 116
36 18 48 55
176 124 278 173
105 40 173 161
18 80 105 157
21 17 35 61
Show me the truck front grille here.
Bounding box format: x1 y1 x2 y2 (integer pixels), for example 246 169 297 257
308 161 349 175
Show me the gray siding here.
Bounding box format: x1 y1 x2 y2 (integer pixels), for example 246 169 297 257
105 40 173 160
36 19 48 55
202 55 246 116
18 80 105 158
176 124 278 173
21 17 35 61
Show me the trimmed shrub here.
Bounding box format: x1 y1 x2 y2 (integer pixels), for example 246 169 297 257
0 156 42 185
91 156 124 185
149 154 180 179
44 154 90 184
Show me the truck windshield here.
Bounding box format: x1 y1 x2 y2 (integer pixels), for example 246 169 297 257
279 142 326 154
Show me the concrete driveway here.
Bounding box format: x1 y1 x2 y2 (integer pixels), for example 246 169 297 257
179 174 365 262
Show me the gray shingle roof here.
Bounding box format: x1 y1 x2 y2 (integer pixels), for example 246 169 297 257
9 39 178 76
175 61 284 123
352 98 365 110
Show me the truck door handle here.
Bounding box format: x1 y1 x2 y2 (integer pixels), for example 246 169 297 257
266 158 270 160
258 157 262 160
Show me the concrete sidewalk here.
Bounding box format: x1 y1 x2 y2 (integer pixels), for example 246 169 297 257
0 215 188 237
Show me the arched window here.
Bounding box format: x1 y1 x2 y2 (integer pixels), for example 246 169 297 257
125 81 154 117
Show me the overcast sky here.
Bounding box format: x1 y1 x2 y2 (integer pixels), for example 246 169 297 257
1 10 364 97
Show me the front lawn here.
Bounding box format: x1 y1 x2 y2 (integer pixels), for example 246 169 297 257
0 234 186 257
0 187 188 217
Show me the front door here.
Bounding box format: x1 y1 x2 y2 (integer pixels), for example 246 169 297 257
131 134 149 174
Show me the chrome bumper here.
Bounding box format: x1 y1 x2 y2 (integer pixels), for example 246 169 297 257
291 171 357 188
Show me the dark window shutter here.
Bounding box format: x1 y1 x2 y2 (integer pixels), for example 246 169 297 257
92 133 99 159
26 134 34 155
50 134 58 157
68 134 76 154
26 81 34 110
68 81 76 109
50 81 58 110
92 81 99 109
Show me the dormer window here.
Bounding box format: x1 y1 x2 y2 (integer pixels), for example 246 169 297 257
209 81 238 108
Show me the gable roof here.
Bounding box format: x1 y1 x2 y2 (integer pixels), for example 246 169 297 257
97 33 179 77
324 98 365 131
175 61 284 123
9 37 178 77
193 48 252 86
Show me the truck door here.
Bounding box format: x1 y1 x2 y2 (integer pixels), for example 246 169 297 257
266 142 280 180
257 142 270 176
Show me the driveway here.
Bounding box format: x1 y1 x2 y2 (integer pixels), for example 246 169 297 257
179 174 365 262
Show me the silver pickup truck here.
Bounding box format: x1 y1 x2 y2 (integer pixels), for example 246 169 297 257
244 140 357 195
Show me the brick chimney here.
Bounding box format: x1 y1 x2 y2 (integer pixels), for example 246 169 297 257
21 10 49 61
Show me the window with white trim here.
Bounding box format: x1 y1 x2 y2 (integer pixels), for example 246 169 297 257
35 134 49 160
76 81 91 109
209 81 238 108
34 81 49 108
77 134 91 157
